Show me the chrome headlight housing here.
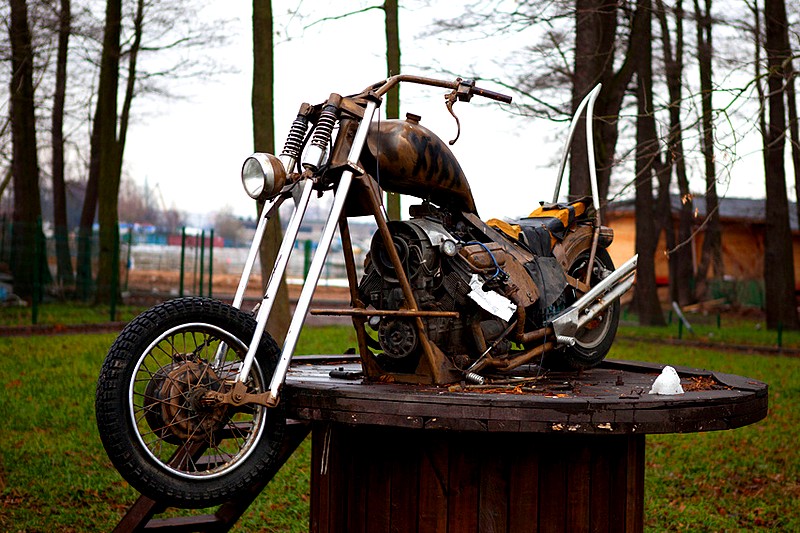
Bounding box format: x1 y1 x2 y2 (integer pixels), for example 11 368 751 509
241 153 287 201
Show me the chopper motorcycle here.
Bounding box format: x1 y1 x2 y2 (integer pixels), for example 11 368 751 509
96 74 638 507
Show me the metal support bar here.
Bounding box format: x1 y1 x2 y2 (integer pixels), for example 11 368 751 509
552 84 602 204
576 275 636 331
310 308 460 318
551 254 638 342
231 195 285 309
266 101 379 403
234 182 315 381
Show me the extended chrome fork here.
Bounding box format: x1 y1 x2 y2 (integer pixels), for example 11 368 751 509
231 100 379 406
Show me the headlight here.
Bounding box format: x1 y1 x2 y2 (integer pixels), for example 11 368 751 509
241 153 287 200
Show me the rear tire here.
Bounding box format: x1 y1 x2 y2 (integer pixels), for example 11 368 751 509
95 297 286 508
550 248 620 370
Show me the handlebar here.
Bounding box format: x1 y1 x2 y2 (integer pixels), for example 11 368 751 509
471 85 512 104
368 74 512 104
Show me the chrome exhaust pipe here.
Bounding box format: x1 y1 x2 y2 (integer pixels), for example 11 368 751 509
551 254 638 345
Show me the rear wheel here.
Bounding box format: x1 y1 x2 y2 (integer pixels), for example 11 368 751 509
555 248 620 369
96 297 286 508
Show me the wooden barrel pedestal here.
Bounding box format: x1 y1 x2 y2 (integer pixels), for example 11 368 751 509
283 358 768 533
310 425 644 533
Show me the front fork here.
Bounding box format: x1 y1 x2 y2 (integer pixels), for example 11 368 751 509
231 100 379 407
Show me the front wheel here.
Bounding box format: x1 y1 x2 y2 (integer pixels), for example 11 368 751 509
95 297 286 508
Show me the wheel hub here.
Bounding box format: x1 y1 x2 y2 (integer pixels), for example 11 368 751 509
158 361 229 441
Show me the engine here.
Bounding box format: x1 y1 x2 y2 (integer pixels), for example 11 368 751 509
357 215 535 372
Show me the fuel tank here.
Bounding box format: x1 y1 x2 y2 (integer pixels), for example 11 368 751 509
361 115 477 214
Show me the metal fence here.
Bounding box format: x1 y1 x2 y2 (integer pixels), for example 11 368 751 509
0 218 368 323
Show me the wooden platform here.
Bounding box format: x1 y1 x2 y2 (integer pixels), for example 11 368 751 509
282 357 768 533
283 358 768 435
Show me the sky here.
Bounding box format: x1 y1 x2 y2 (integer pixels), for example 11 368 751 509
122 2 773 228
122 3 580 225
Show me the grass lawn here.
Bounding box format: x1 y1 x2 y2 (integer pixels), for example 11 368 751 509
0 302 146 327
0 323 797 531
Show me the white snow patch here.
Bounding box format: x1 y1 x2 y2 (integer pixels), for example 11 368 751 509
648 366 685 395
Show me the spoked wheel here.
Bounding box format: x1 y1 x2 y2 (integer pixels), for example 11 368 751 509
96 297 286 508
556 248 620 370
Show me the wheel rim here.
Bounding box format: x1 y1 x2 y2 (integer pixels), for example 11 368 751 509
569 255 616 350
128 322 268 480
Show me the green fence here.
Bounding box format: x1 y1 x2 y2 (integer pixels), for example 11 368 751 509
0 218 217 324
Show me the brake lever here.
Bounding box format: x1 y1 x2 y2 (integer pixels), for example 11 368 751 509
445 78 476 145
445 91 461 145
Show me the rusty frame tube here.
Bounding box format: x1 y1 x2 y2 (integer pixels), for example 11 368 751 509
310 308 460 318
516 325 553 345
509 306 553 345
492 342 556 372
337 213 384 380
362 174 454 384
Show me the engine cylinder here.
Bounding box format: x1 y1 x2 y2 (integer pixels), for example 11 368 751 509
370 221 438 282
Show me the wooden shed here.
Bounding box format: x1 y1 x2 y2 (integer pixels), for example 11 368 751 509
603 196 800 296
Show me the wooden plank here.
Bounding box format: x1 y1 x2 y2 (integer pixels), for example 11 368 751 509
447 439 480 533
389 433 420 533
478 442 509 533
418 434 449 533
366 433 392 533
538 438 567 533
508 436 539 533
344 428 367 533
625 436 645 533
588 438 612 533
608 435 629 531
566 440 591 533
112 495 165 533
311 424 330 533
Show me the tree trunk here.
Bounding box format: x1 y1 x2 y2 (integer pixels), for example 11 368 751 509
656 0 695 306
94 0 123 304
76 133 98 300
253 0 290 344
633 0 665 326
384 0 402 220
570 0 617 200
786 64 800 231
9 0 48 300
763 0 799 329
52 0 74 289
570 0 646 205
693 0 724 293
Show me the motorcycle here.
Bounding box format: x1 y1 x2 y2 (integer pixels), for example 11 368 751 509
96 75 638 508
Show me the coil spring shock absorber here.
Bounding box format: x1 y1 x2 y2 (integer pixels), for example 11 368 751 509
280 111 310 172
302 102 338 171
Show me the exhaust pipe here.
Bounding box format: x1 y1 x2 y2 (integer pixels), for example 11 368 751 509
551 254 638 346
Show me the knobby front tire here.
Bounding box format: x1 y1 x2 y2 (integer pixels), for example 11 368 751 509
95 297 286 508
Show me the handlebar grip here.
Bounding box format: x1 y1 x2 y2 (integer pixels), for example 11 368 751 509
473 86 512 104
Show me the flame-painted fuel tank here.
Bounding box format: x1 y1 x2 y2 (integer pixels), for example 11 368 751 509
360 116 477 214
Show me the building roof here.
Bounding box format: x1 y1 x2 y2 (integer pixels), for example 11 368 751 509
606 195 799 231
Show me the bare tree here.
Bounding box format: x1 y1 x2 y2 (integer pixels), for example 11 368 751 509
51 0 74 287
633 0 666 325
8 0 49 300
76 0 229 301
569 0 632 203
763 0 799 329
253 0 290 343
93 0 126 303
384 0 402 220
656 0 696 306
693 0 724 292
